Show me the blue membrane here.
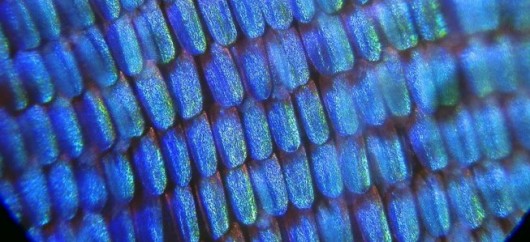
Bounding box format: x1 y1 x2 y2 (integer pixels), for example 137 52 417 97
76 164 108 212
76 89 116 151
17 167 51 227
505 0 530 32
290 0 315 23
259 0 293 30
460 39 494 98
445 170 485 229
78 213 111 241
0 59 29 111
299 13 354 75
518 38 530 86
106 15 143 76
439 106 481 167
267 89 302 153
165 0 207 55
185 112 218 177
430 46 459 106
0 0 40 50
249 212 281 241
159 126 192 187
341 7 382 62
352 69 387 126
375 0 418 50
409 0 447 41
52 0 95 30
406 51 437 114
476 219 505 242
471 100 512 160
166 52 203 120
211 107 247 168
353 188 392 242
101 75 145 140
284 210 319 241
134 0 175 64
15 51 54 104
132 7 158 61
240 98 273 161
0 109 28 173
18 105 58 166
133 197 164 242
0 27 7 59
27 227 44 242
293 81 330 145
228 0 265 38
201 43 244 107
408 115 448 171
109 209 136 242
90 0 121 21
231 38 272 101
23 0 60 41
197 174 230 239
223 165 258 225
315 0 343 14
42 40 84 98
488 37 518 94
279 147 315 209
315 199 354 241
309 141 343 198
29 225 47 239
132 129 167 196
0 180 22 223
265 27 309 91
47 161 79 220
101 152 135 205
507 95 530 149
321 74 359 136
219 223 244 241
73 26 118 88
198 0 237 46
472 160 514 218
414 172 450 237
48 222 75 242
248 156 288 216
378 53 412 118
366 128 410 185
445 222 475 242
336 136 371 194
507 153 530 211
133 63 175 130
385 184 420 242
166 186 200 242
451 0 499 34
3 0 530 239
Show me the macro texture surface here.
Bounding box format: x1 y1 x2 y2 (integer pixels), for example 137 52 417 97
0 0 530 241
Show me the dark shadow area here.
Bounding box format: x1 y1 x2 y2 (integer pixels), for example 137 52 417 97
0 203 28 241
508 211 530 241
